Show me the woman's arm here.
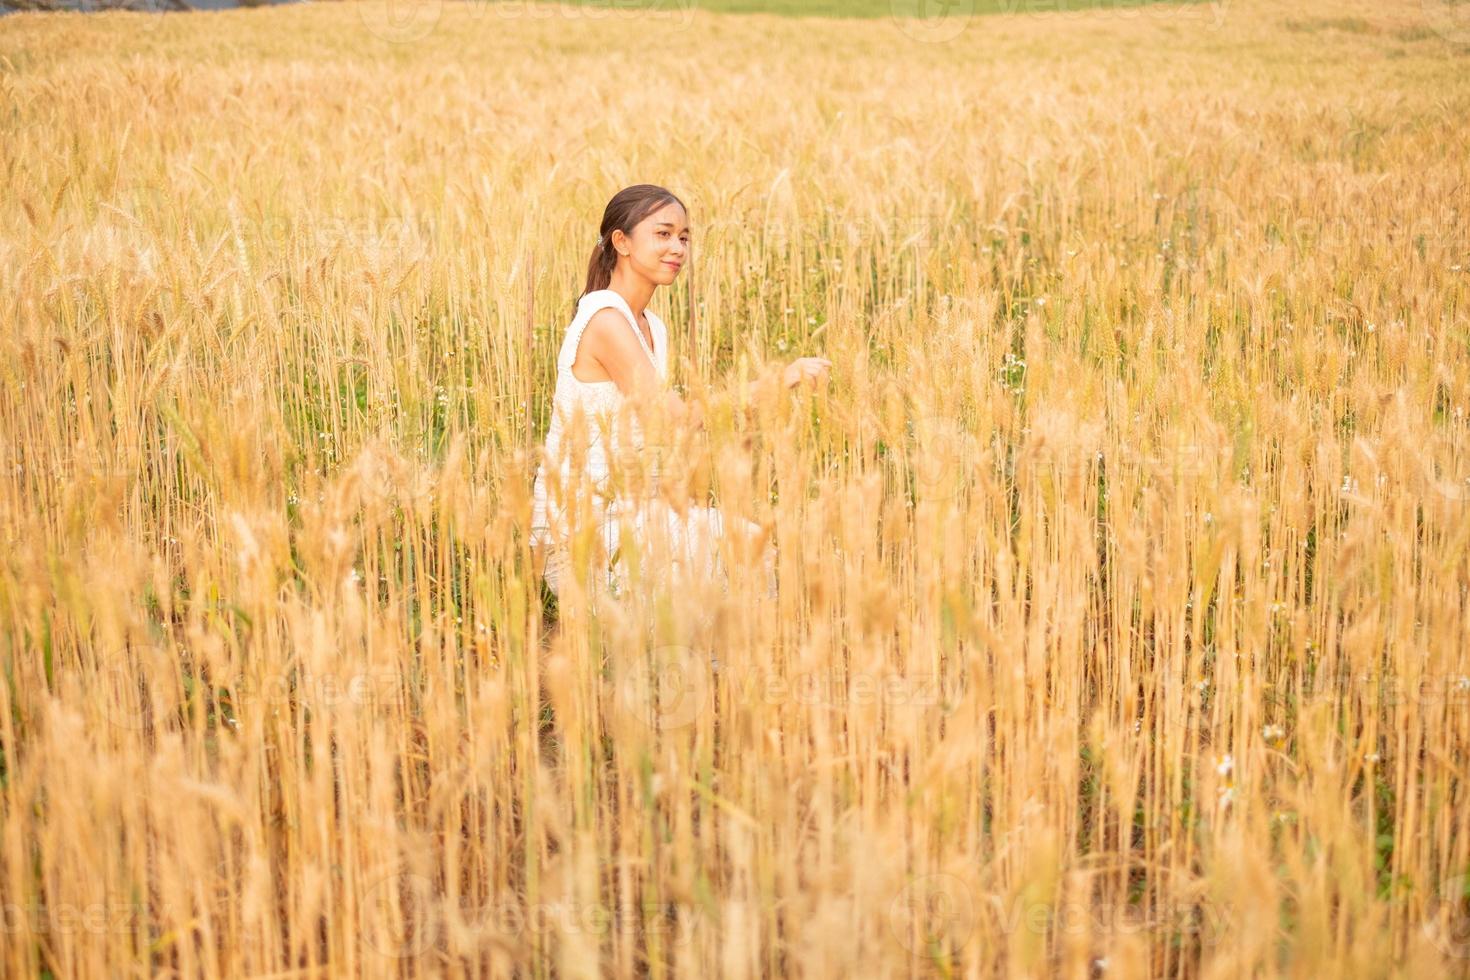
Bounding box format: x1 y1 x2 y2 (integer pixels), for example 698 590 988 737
575 310 832 428
730 356 833 421
572 309 700 426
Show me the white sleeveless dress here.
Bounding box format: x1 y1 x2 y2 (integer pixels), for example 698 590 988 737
530 289 775 602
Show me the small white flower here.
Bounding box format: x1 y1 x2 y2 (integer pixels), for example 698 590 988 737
1365 752 1381 763
1262 724 1285 743
1218 786 1235 809
1215 754 1234 777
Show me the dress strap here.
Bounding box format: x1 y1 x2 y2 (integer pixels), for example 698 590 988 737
560 289 659 375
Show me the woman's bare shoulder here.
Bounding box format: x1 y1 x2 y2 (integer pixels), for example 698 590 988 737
580 308 639 351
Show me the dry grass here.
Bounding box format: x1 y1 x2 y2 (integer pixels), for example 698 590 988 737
1 0 1469 975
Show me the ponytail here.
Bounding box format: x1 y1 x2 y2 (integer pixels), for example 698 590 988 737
575 234 618 317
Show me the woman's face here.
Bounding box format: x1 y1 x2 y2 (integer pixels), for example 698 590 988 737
615 202 689 286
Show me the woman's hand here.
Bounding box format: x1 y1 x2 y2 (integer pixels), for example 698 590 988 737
782 356 833 389
669 389 706 431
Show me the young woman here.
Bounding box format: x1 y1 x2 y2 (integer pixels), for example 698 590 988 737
529 184 831 604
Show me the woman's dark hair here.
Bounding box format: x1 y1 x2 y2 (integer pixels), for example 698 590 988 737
577 184 687 315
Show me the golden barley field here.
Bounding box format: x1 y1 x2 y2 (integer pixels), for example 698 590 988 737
2 0 1469 975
